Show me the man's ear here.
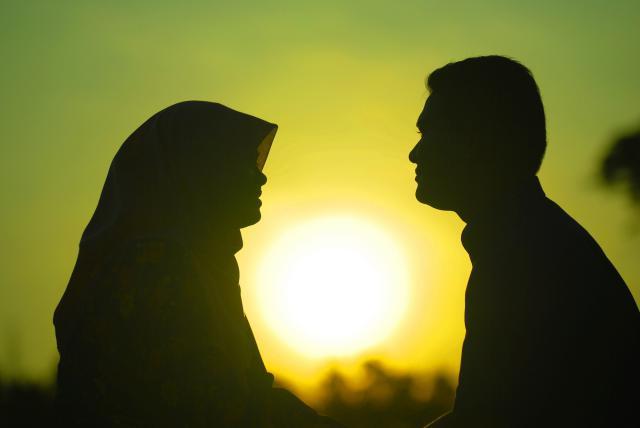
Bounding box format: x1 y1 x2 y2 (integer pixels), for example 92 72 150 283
458 138 476 161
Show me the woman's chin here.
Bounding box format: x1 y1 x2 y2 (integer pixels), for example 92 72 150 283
237 208 262 228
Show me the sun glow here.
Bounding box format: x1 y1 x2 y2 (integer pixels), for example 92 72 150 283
257 215 410 358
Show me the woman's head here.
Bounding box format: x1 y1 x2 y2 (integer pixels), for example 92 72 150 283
82 101 277 248
155 101 276 229
55 101 275 355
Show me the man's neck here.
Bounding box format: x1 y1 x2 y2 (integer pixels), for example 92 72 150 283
456 176 543 225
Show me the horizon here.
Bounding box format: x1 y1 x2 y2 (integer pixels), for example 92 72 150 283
1 1 639 403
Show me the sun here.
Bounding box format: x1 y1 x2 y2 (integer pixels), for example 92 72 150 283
257 215 410 358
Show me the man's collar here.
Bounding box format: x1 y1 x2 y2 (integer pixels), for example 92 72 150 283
461 176 546 255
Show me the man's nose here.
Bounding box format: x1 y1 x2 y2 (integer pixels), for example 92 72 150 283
409 143 420 164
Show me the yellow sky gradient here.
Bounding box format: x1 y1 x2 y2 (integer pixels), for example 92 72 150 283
1 1 639 400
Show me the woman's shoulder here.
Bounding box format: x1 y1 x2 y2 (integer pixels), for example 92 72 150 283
104 236 193 280
94 237 197 319
121 236 190 263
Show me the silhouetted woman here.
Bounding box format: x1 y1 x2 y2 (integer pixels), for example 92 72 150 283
54 101 341 427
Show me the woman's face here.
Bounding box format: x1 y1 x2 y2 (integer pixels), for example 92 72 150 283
203 145 268 229
228 161 268 228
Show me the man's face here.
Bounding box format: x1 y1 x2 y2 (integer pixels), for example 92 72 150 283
409 95 476 211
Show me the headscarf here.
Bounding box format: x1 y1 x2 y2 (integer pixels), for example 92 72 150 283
54 101 277 355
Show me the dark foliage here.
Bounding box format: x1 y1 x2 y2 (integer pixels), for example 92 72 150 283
0 378 55 427
1 363 454 427
601 128 640 204
317 361 455 428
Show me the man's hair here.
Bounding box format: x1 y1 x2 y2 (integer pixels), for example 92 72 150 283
427 55 547 175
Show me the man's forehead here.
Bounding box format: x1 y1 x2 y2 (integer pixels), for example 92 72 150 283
416 111 425 129
417 95 443 127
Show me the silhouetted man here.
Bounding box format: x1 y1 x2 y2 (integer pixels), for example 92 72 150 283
409 56 639 427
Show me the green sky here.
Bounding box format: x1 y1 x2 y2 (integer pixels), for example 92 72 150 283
1 0 639 390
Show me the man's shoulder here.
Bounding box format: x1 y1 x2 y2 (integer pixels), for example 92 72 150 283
474 196 593 258
514 196 629 294
526 197 604 255
479 195 620 285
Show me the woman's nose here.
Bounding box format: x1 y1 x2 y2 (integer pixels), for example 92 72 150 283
257 170 267 186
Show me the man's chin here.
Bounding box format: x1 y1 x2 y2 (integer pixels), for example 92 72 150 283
415 186 454 212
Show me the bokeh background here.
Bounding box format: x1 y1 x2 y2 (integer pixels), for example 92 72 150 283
1 1 639 426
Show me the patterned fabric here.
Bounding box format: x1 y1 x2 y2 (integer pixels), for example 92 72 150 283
56 238 330 427
54 102 341 427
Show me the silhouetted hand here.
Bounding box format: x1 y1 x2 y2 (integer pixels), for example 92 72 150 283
269 388 346 428
424 411 454 428
314 415 347 428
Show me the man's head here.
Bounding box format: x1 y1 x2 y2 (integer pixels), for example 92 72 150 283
409 55 547 212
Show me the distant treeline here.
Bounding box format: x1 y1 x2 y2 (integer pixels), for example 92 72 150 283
0 377 55 427
316 360 455 428
1 360 454 427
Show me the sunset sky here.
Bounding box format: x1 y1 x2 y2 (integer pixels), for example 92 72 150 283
1 0 639 400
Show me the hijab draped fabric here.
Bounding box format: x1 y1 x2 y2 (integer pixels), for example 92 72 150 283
55 101 276 353
53 101 280 426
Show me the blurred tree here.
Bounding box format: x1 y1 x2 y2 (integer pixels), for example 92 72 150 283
318 360 455 428
0 361 455 427
0 377 55 427
601 127 640 205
